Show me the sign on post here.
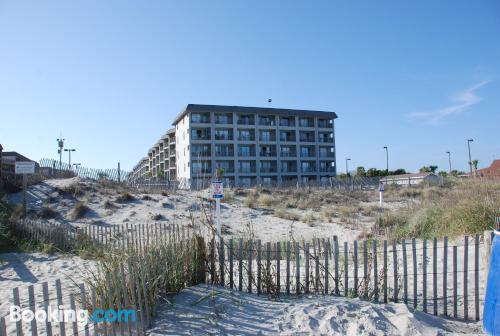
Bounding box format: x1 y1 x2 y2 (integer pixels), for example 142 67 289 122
212 181 224 199
379 182 384 207
15 161 36 175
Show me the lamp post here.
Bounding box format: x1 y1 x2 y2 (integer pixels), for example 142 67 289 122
57 138 65 171
467 139 473 177
383 146 389 183
64 149 76 167
446 151 452 174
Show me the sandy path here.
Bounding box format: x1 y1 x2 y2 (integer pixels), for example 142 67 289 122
148 284 483 335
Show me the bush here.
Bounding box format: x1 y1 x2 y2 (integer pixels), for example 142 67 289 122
39 206 58 219
274 208 301 221
116 192 135 203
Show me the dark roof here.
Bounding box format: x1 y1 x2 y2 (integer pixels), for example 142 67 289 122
172 104 338 125
2 151 35 163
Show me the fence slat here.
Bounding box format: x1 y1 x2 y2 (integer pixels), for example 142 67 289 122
464 236 469 320
55 279 66 336
276 242 281 295
453 245 458 318
295 242 300 294
315 239 320 291
305 242 310 294
324 240 329 294
238 238 243 292
266 242 271 294
344 242 349 297
423 239 427 313
443 237 448 316
383 240 387 303
248 240 253 293
475 234 480 321
229 239 234 289
0 317 6 336
42 282 53 336
220 237 225 287
286 241 291 295
402 239 408 304
354 240 358 297
393 240 398 303
12 287 22 336
257 240 262 295
363 240 368 299
412 238 417 309
433 237 438 316
373 240 378 302
333 236 339 295
27 285 38 336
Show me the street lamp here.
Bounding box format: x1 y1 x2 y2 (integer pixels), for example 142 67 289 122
446 151 452 174
345 158 351 176
57 138 65 170
383 146 389 183
467 139 473 177
64 149 76 167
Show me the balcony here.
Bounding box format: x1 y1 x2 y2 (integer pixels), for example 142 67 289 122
192 151 211 157
280 132 296 142
215 130 234 141
259 116 276 126
239 167 256 174
301 166 317 173
280 150 297 157
300 151 316 158
320 167 335 173
260 132 276 142
215 149 234 157
259 151 277 157
191 113 211 124
238 149 256 157
318 119 333 128
299 118 314 128
191 128 211 141
280 117 296 127
214 113 233 125
237 115 255 125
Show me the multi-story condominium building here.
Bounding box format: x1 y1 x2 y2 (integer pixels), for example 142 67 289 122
131 128 176 182
173 104 337 188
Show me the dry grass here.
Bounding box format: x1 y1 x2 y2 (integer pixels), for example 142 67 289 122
68 201 90 220
39 206 58 219
274 208 301 221
376 178 500 239
115 192 136 203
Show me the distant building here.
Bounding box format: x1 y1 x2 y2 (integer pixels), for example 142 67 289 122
476 160 500 177
382 172 441 186
1 151 39 175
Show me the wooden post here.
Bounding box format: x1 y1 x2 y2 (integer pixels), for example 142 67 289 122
344 242 349 297
443 236 448 316
42 282 53 336
266 242 271 294
210 238 216 284
334 236 339 295
55 279 65 336
295 242 300 294
286 241 291 295
464 236 469 320
219 237 225 286
383 240 388 303
402 239 408 304
305 242 310 293
373 240 378 302
474 234 480 321
412 238 417 309
229 239 234 289
238 238 243 292
12 287 22 336
28 285 38 335
315 240 320 291
324 240 329 294
453 245 458 318
0 317 6 336
276 242 281 295
393 240 398 303
433 237 438 316
484 230 492 275
257 240 262 295
248 240 253 293
354 240 358 297
363 240 368 298
423 239 427 313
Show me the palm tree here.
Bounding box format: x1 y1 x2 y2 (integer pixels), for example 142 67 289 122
471 160 479 177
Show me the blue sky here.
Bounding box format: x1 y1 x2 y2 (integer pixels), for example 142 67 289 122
0 0 499 172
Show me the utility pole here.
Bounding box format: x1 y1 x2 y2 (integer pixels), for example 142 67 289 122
64 148 76 167
446 151 452 174
0 143 3 182
57 138 65 172
467 139 473 177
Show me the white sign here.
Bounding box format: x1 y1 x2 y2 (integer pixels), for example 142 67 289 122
379 182 385 192
212 181 223 199
15 161 35 175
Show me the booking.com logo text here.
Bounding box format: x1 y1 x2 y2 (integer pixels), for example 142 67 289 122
10 305 137 327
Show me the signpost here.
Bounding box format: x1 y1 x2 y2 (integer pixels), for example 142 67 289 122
212 181 224 239
15 161 36 218
379 182 385 207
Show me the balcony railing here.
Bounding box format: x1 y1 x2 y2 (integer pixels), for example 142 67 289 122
301 166 317 173
192 151 211 157
239 167 256 174
215 150 234 157
259 119 276 126
320 167 335 173
319 152 335 158
300 152 316 158
238 150 256 156
192 168 212 174
280 120 295 127
260 151 277 157
280 151 297 157
319 137 334 143
191 116 211 123
260 135 276 142
300 137 316 142
237 118 255 125
280 136 296 142
318 120 332 128
238 135 255 141
281 167 297 173
260 167 278 173
215 134 233 141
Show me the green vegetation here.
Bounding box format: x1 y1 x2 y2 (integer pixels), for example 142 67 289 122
377 178 500 239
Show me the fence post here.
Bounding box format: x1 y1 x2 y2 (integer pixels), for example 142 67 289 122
423 239 427 313
305 242 310 294
266 242 271 294
354 240 359 297
42 282 53 336
12 287 22 336
28 285 38 336
412 238 417 309
334 236 339 295
453 245 458 318
257 240 262 295
433 237 438 316
324 240 329 294
402 239 408 304
475 234 480 321
383 240 387 303
464 236 469 320
392 240 398 303
238 238 243 292
276 242 281 295
373 240 378 302
344 242 349 297
229 239 234 289
220 237 225 287
443 236 448 316
286 241 291 295
363 240 368 299
295 242 300 295
248 240 253 293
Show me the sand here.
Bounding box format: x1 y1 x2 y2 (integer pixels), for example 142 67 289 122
148 284 484 335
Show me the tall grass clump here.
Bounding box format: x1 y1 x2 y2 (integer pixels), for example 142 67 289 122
84 234 207 332
380 178 500 240
68 201 90 220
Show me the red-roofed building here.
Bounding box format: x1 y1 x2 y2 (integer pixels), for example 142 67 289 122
476 160 500 177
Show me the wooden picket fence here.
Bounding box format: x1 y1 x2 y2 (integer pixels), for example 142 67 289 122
206 233 493 322
38 159 129 183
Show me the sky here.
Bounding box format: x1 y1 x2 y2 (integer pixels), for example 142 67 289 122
0 0 499 173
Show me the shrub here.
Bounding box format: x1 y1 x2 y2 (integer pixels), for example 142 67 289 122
39 206 58 219
69 202 90 220
274 208 300 221
116 192 135 203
